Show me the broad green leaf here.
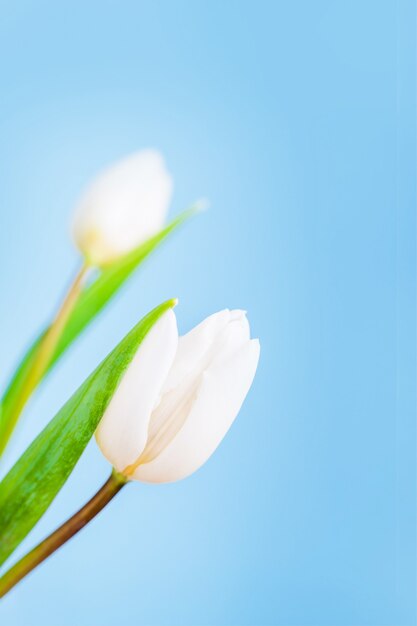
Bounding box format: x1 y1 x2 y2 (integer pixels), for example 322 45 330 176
0 207 197 456
0 298 176 566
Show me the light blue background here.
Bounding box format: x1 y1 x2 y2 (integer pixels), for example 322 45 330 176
0 1 415 625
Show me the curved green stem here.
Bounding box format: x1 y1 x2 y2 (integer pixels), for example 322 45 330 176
0 470 127 598
0 264 89 458
29 264 89 386
17 264 89 412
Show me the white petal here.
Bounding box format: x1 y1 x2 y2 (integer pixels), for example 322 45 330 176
162 309 250 393
95 309 178 472
125 309 253 475
72 150 173 266
127 309 250 471
132 338 260 483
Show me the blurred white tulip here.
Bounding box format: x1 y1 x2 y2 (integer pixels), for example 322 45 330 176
96 308 260 483
72 150 173 266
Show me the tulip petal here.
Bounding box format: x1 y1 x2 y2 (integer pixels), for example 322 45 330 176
133 338 260 483
163 309 250 393
72 150 173 265
95 310 178 471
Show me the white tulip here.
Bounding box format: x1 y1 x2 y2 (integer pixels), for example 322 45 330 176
96 309 260 483
72 150 173 266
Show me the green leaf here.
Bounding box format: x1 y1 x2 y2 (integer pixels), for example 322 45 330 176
0 207 197 456
51 207 195 367
0 298 176 567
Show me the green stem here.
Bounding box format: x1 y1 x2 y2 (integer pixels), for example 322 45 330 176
0 264 89 458
0 470 127 598
20 264 90 409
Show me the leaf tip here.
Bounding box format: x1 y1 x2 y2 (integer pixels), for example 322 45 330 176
193 197 210 213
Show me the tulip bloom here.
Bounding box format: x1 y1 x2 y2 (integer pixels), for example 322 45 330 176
72 149 173 266
96 309 260 483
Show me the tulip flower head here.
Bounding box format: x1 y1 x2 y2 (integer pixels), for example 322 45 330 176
96 309 260 483
72 149 173 266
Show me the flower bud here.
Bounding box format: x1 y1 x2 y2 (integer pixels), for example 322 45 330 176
96 309 260 483
72 150 173 266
